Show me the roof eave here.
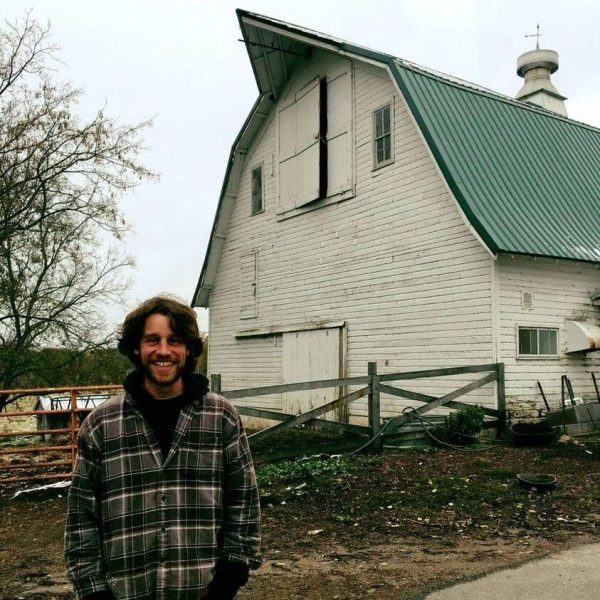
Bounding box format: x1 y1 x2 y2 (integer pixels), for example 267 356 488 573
497 249 600 265
236 9 392 95
192 94 272 308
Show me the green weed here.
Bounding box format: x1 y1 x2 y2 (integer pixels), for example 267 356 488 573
257 457 351 488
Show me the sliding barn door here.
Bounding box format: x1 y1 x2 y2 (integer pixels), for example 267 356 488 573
282 328 345 421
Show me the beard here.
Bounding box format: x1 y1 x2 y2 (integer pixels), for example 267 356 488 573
139 358 187 390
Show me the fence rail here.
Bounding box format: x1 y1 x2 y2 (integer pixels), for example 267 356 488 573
0 385 121 484
212 362 506 456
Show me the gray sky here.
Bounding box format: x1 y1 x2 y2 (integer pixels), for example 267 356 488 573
3 0 600 333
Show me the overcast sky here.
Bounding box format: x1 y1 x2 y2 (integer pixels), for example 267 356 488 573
3 0 600 333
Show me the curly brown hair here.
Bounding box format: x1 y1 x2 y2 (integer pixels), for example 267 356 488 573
117 296 203 374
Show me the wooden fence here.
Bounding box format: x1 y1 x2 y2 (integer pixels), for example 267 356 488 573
212 362 506 454
0 385 121 484
0 362 505 482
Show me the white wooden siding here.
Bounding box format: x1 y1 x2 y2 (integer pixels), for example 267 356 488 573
209 52 496 419
497 255 600 418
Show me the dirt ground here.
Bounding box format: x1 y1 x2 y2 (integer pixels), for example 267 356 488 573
0 439 599 600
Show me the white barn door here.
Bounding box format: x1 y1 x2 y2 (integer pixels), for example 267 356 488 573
326 70 352 197
278 78 321 211
282 328 344 420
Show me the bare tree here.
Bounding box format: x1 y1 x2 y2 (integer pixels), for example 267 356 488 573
0 14 156 406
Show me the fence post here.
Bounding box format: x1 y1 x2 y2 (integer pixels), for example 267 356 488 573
496 363 506 434
70 388 78 472
368 362 382 451
210 374 222 394
592 373 600 403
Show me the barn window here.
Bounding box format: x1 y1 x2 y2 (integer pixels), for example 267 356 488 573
518 327 558 357
251 165 263 215
373 104 393 169
278 69 352 214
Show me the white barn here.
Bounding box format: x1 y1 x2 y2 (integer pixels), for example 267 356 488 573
193 11 600 425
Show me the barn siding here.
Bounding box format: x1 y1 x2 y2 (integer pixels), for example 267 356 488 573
209 52 497 421
497 255 600 420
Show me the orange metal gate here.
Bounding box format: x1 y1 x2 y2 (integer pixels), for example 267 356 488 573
0 385 121 484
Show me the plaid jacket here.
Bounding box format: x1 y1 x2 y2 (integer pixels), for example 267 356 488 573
64 385 261 600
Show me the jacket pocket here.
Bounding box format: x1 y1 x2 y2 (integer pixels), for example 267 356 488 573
180 432 223 475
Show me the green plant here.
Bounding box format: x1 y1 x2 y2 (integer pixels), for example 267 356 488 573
256 457 351 488
444 405 485 445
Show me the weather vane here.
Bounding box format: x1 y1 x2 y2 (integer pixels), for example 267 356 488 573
525 23 542 49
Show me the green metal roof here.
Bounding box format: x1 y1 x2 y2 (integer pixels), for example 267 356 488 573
389 60 600 263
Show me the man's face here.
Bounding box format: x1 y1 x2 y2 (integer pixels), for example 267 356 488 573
136 313 189 398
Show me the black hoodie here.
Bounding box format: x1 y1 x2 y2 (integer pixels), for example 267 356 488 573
123 370 209 459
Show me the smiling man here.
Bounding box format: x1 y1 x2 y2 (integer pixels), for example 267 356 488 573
65 296 261 600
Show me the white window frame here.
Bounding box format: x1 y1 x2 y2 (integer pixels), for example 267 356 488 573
372 101 394 170
250 163 264 216
516 326 560 359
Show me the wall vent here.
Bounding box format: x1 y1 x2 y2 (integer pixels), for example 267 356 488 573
521 291 534 310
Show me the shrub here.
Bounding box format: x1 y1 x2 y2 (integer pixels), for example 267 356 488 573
444 405 485 445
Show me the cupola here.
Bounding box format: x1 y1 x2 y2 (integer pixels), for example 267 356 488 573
515 26 567 116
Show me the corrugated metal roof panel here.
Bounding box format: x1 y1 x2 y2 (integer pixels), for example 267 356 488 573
391 60 600 263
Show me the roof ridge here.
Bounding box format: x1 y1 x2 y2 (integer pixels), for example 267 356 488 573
394 58 600 133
